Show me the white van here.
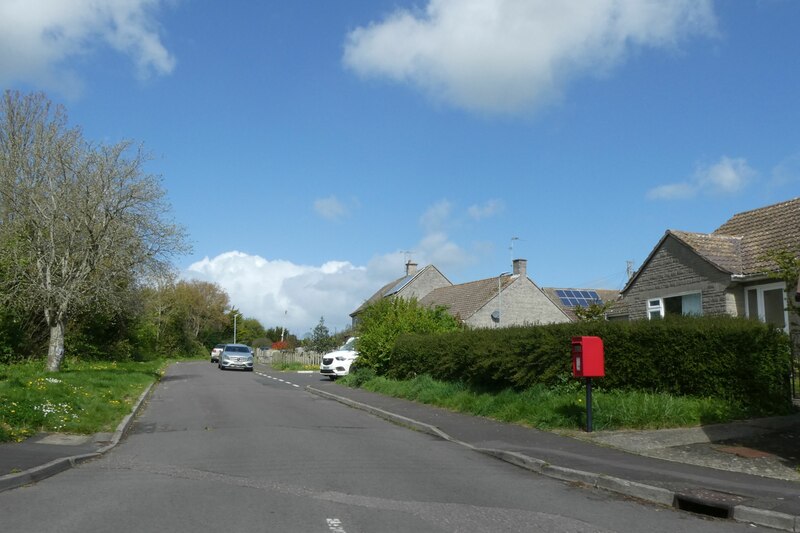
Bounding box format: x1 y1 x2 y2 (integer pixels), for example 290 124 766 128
319 337 358 380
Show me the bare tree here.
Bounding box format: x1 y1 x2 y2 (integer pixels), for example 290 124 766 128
0 91 190 371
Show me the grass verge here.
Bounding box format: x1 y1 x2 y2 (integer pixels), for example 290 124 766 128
339 371 751 431
0 358 172 442
271 361 317 372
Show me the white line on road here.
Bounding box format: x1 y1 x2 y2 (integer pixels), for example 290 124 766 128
326 518 346 533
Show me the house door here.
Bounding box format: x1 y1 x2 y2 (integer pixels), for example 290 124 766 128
745 283 789 333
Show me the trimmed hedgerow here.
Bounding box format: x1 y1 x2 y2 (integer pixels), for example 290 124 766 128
387 316 792 415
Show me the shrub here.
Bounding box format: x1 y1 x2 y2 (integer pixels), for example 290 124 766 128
389 316 792 415
355 297 461 374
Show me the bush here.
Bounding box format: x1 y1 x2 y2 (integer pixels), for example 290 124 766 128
389 316 793 415
355 297 461 374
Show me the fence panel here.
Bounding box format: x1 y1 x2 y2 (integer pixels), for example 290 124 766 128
256 348 321 367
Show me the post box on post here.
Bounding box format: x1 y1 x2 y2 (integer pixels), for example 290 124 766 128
571 336 604 432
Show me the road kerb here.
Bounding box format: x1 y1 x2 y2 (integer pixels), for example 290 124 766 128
306 385 800 532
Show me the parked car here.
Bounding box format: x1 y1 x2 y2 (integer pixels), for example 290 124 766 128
210 344 226 363
319 337 358 380
218 344 254 371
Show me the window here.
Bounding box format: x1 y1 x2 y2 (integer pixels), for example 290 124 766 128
745 283 788 333
647 299 663 319
647 292 702 319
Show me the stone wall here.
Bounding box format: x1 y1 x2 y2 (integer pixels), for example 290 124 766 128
466 276 570 328
625 235 733 320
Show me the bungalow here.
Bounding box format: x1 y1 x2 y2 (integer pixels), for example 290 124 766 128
418 259 570 328
620 197 800 342
350 261 451 327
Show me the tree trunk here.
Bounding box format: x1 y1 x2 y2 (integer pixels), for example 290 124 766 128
46 316 66 372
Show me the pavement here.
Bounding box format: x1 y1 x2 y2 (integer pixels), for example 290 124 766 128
1 371 799 532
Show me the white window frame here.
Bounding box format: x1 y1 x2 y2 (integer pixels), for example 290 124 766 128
744 282 790 334
647 298 663 319
646 291 703 319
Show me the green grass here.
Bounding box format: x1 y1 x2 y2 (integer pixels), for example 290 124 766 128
270 361 317 371
0 358 170 442
339 371 751 431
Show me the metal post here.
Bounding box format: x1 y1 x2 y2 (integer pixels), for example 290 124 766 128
586 378 593 433
233 313 237 344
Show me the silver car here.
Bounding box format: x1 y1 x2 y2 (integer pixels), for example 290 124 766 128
217 344 254 371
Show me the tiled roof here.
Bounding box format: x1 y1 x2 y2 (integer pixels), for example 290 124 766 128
624 197 800 293
350 265 436 317
712 197 800 274
420 275 516 321
669 231 743 273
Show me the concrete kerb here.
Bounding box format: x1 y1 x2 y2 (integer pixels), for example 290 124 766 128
0 380 156 494
306 385 800 532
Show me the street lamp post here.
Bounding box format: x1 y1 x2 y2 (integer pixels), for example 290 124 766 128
233 312 238 344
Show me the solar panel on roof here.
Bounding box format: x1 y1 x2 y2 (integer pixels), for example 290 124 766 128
383 275 414 297
556 289 603 308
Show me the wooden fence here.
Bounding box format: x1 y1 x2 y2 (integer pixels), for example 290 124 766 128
256 348 321 367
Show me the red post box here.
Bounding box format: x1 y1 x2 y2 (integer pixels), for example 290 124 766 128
572 336 604 378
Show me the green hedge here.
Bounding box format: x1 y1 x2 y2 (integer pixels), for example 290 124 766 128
388 316 793 414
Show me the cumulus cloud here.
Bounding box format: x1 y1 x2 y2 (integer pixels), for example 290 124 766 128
647 156 756 200
183 251 376 336
343 0 716 114
183 199 491 335
0 0 175 94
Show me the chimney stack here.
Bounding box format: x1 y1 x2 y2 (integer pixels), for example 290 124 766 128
405 260 418 276
512 259 527 277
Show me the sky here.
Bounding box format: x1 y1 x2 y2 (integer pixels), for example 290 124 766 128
1 0 798 337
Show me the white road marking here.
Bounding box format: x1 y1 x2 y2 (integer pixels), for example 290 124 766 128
326 518 346 533
257 373 301 389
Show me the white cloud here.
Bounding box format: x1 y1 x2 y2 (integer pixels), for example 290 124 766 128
0 0 175 95
647 156 756 200
182 199 487 335
468 199 504 220
183 251 377 337
343 0 716 115
314 195 348 220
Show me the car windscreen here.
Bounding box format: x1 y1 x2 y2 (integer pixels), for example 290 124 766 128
227 346 250 353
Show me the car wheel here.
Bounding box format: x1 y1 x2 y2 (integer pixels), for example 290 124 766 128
328 375 336 381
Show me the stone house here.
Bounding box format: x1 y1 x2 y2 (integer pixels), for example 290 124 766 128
619 197 800 342
418 259 570 328
350 261 451 327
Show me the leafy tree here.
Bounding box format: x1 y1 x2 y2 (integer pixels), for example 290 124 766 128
229 315 266 346
263 326 298 349
356 297 461 374
0 91 189 371
574 300 615 321
308 316 337 353
761 248 800 320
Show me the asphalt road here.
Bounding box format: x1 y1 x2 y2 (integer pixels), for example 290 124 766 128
0 362 766 532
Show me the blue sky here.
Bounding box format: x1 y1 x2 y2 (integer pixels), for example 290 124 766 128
1 0 798 336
